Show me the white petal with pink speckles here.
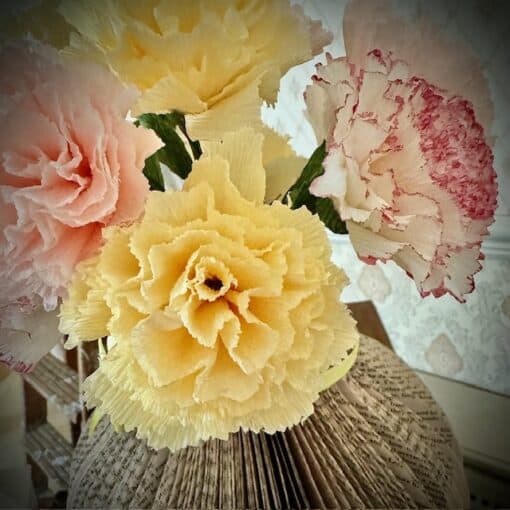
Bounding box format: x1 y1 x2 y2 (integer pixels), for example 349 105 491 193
306 42 497 301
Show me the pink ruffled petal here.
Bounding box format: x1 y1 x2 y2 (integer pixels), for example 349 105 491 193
0 41 162 314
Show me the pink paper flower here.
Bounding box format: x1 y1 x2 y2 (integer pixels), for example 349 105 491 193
305 1 497 302
0 41 162 370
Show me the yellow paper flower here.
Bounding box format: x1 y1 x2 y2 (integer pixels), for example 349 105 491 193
57 0 331 140
60 128 358 451
260 127 306 203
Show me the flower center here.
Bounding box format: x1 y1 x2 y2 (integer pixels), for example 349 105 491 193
189 256 237 302
204 277 223 291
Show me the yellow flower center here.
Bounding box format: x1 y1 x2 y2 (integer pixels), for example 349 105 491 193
188 256 237 302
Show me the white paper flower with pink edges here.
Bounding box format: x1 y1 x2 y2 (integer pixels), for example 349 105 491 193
305 0 498 302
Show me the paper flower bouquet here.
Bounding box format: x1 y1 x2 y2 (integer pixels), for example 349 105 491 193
0 0 498 507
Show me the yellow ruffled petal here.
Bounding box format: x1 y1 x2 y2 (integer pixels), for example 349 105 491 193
194 343 261 403
186 79 264 142
183 156 253 218
132 312 215 387
229 319 279 374
131 74 206 116
202 128 266 204
59 257 110 348
143 182 212 226
179 295 235 348
107 296 145 340
270 201 332 258
97 227 139 287
261 127 306 202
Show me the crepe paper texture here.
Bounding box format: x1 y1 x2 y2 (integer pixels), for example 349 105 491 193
57 0 331 140
261 126 307 204
305 0 497 302
0 41 162 371
59 128 359 451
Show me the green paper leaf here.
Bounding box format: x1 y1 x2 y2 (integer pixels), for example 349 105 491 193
315 197 347 235
169 112 202 160
136 112 202 189
284 142 347 235
141 153 165 191
284 142 326 208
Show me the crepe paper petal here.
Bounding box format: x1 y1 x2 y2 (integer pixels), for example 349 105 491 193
132 313 215 388
59 258 111 350
186 79 265 142
261 127 307 203
131 74 207 117
60 132 358 451
202 128 266 205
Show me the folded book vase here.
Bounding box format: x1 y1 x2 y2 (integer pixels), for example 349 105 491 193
68 335 469 509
